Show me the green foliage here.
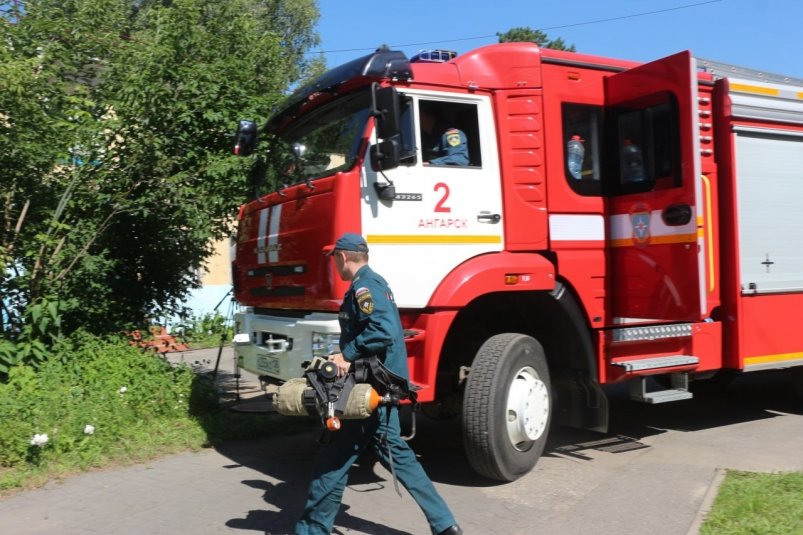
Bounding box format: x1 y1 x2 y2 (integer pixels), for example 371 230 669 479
0 331 315 491
0 297 69 377
0 0 322 488
700 470 803 534
497 26 576 51
0 0 320 340
174 312 233 349
0 332 210 472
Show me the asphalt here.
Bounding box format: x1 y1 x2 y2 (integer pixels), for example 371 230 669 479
1 346 802 535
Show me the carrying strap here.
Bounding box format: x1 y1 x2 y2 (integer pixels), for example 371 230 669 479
306 355 418 485
356 356 416 497
378 407 403 497
359 356 418 404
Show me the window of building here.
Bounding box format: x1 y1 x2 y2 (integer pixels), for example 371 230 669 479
418 100 481 167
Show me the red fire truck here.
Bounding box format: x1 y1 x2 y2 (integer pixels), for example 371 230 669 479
231 42 803 481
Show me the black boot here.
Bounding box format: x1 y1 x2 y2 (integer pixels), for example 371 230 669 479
438 525 463 535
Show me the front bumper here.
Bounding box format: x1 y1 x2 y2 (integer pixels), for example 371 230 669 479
233 310 340 383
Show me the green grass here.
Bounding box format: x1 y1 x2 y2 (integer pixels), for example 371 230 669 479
700 470 803 534
0 332 311 495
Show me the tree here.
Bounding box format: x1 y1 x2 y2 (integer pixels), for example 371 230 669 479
0 0 320 367
497 26 576 52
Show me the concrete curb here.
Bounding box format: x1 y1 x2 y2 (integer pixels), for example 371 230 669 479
686 468 727 534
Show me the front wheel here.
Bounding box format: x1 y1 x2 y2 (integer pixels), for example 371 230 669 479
792 367 803 398
462 333 551 481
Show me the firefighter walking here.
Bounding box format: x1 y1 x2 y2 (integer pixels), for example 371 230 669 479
294 233 462 535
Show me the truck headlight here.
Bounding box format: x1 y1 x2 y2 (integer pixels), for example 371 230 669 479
311 332 340 358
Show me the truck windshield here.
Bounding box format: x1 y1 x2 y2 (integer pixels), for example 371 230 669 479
276 91 372 184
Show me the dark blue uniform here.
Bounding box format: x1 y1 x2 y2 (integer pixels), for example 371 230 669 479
423 127 470 166
339 265 407 378
295 265 456 535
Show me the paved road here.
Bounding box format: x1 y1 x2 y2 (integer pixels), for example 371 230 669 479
1 347 802 534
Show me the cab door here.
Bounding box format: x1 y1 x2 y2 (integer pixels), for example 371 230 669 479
360 91 504 308
604 51 704 323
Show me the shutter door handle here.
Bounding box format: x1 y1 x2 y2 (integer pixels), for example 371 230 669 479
662 204 692 226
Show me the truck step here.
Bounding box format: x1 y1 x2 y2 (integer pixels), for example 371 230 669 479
613 355 699 372
629 374 693 404
631 387 694 404
610 323 692 344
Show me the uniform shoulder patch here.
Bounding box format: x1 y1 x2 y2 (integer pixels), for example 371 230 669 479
445 129 462 147
356 288 374 314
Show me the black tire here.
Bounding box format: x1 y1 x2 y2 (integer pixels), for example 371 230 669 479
462 333 552 481
792 367 803 398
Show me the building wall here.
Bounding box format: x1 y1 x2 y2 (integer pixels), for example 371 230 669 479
177 236 235 325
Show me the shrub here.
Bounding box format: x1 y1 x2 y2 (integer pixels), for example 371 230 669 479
0 332 217 480
173 312 233 349
0 331 313 493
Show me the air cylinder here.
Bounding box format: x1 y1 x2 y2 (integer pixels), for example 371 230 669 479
275 378 310 417
274 378 382 419
341 383 382 419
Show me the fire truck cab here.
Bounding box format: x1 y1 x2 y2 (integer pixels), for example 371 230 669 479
231 43 803 481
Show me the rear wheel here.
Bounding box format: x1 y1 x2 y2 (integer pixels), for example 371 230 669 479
792 367 803 398
462 333 551 481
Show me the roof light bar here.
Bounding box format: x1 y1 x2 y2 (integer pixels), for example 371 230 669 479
410 49 457 63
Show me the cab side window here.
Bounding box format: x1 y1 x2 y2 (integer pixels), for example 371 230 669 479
610 92 680 193
562 103 602 196
418 100 481 167
398 96 417 165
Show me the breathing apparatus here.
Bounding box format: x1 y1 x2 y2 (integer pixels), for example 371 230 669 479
274 355 416 432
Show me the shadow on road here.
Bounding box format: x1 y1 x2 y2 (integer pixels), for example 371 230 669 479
201 367 802 533
212 408 479 534
546 369 803 461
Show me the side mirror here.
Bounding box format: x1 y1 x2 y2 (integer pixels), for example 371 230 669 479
371 83 401 140
234 120 258 156
370 137 401 172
